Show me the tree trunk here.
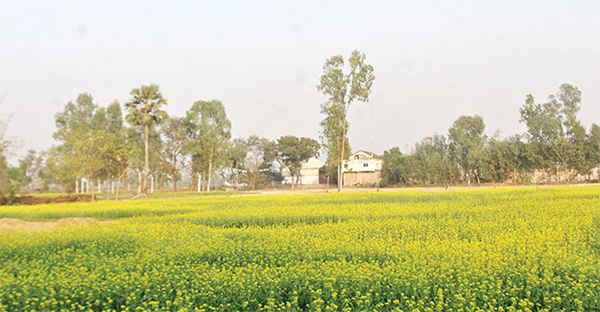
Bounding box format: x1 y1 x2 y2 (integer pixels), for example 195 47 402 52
207 150 213 192
172 151 178 191
142 123 149 194
198 173 202 193
138 171 142 194
90 178 95 201
207 164 212 192
116 165 129 201
338 104 350 193
326 176 330 193
337 162 343 192
235 162 239 188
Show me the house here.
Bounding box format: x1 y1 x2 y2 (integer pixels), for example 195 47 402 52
282 157 326 185
342 150 382 186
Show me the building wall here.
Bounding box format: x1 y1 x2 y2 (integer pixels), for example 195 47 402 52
282 158 326 185
345 159 382 172
343 171 381 186
342 151 382 186
344 151 382 173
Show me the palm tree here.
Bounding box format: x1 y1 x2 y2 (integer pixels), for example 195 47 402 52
125 84 168 194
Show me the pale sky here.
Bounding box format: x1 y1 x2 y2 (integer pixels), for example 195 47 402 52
1 1 599 163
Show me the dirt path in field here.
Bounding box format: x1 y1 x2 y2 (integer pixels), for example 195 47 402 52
0 218 105 232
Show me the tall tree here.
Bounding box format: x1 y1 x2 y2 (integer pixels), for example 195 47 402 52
184 100 231 192
162 117 187 190
244 135 270 190
318 50 375 192
0 102 14 202
380 147 409 186
125 84 168 194
276 135 320 188
448 115 486 184
519 83 585 180
479 131 513 183
49 94 127 199
585 123 600 179
228 137 247 188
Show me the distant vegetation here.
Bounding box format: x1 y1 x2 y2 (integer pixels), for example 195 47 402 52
379 83 599 187
0 49 598 203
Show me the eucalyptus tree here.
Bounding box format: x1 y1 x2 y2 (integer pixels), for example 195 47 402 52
448 115 486 184
228 137 247 188
48 93 127 199
380 147 408 186
162 117 187 190
519 83 585 179
585 123 600 178
479 132 513 183
244 135 270 190
50 93 97 192
0 103 13 201
184 100 231 192
125 84 168 194
318 50 375 192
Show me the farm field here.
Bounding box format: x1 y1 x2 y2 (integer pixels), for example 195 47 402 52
0 186 599 311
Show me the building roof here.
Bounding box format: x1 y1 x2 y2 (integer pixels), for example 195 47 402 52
352 150 381 159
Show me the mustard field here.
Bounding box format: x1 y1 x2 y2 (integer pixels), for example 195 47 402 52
1 186 599 312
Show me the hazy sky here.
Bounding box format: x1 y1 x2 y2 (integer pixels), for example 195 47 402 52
1 1 599 162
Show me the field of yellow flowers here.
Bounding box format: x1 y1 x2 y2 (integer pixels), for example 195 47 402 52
1 186 598 311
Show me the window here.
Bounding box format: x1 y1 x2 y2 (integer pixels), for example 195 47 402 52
363 163 368 167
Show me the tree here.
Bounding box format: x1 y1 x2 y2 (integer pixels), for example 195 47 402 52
244 135 270 190
519 83 585 180
0 102 15 202
51 93 98 193
48 94 128 199
184 100 231 192
380 147 409 186
414 134 457 186
479 131 513 183
318 50 375 192
448 115 486 184
276 135 320 188
228 137 247 188
101 101 131 199
162 117 187 190
585 123 600 179
125 84 168 194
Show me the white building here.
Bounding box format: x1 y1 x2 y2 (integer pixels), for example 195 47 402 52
282 157 326 185
343 150 382 186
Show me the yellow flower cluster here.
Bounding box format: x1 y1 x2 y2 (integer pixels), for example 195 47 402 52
1 186 598 311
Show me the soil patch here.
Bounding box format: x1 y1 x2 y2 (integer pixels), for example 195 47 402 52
0 217 102 232
3 195 92 206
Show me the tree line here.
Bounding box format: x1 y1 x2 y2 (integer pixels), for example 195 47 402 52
379 83 600 187
0 86 321 202
1 50 598 201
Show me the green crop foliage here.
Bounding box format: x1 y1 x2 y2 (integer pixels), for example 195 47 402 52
1 186 599 311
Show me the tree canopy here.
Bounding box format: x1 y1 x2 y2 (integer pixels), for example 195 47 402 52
318 50 375 192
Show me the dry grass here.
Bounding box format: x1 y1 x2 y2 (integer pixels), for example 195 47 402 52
0 217 101 232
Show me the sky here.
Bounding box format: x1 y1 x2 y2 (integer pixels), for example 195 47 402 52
1 1 599 163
